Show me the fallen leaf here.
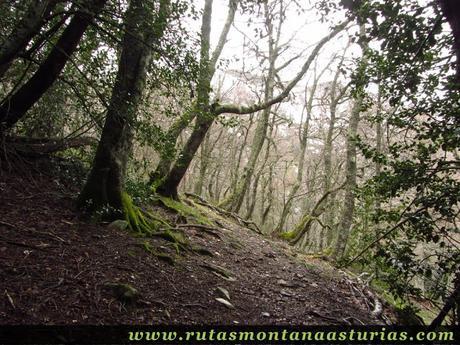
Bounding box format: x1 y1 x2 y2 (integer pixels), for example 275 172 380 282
215 298 234 309
216 287 230 300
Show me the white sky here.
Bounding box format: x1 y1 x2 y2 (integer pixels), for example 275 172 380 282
191 0 361 123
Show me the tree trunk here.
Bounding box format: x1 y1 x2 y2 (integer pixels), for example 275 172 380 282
323 51 349 247
194 125 212 195
261 163 275 227
245 116 275 220
156 0 238 198
223 1 277 214
229 115 254 197
289 183 344 246
333 26 367 260
275 68 321 233
430 269 460 327
78 0 170 216
0 0 58 79
0 0 107 131
438 0 460 84
149 110 196 183
156 0 215 199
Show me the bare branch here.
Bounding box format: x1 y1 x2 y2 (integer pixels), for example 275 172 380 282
213 20 350 115
210 0 239 76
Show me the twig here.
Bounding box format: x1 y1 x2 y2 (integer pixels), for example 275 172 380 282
4 290 15 309
0 236 47 251
0 220 15 228
181 303 207 309
309 310 341 323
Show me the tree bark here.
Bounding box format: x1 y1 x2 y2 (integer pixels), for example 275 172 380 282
437 0 460 84
78 0 170 215
430 269 460 327
323 51 349 247
289 183 345 246
156 0 238 198
0 0 106 131
333 26 367 260
245 116 275 220
229 115 254 198
275 58 331 233
0 0 59 79
149 110 197 184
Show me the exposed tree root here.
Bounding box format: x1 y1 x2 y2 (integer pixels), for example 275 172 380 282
155 194 213 226
120 193 189 253
141 241 176 265
184 193 262 234
339 269 387 323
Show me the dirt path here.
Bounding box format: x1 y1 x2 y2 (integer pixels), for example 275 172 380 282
0 162 389 325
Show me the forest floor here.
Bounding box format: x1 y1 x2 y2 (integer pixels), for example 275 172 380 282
0 157 395 325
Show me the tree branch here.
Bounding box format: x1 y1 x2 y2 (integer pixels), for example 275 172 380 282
213 20 350 116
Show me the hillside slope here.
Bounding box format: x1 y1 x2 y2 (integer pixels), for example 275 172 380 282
0 159 390 325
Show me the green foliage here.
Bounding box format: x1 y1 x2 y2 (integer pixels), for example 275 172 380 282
336 0 460 310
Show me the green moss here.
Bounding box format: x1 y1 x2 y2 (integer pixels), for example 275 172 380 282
122 192 152 234
121 192 170 232
156 195 213 225
142 241 176 265
191 244 214 256
104 282 140 303
280 231 296 240
152 228 188 253
119 192 189 253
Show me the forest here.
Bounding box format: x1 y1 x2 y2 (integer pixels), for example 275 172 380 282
0 0 459 332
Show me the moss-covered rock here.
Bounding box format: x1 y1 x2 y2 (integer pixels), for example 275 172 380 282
104 282 140 303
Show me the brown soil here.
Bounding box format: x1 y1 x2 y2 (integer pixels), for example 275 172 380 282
0 158 391 325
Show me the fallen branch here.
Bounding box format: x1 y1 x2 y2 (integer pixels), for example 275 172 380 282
3 135 97 157
176 223 222 239
0 235 49 251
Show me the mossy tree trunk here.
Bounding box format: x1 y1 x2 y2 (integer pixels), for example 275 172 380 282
0 0 107 131
229 114 254 197
194 128 211 195
149 109 197 184
78 0 170 217
288 182 345 246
